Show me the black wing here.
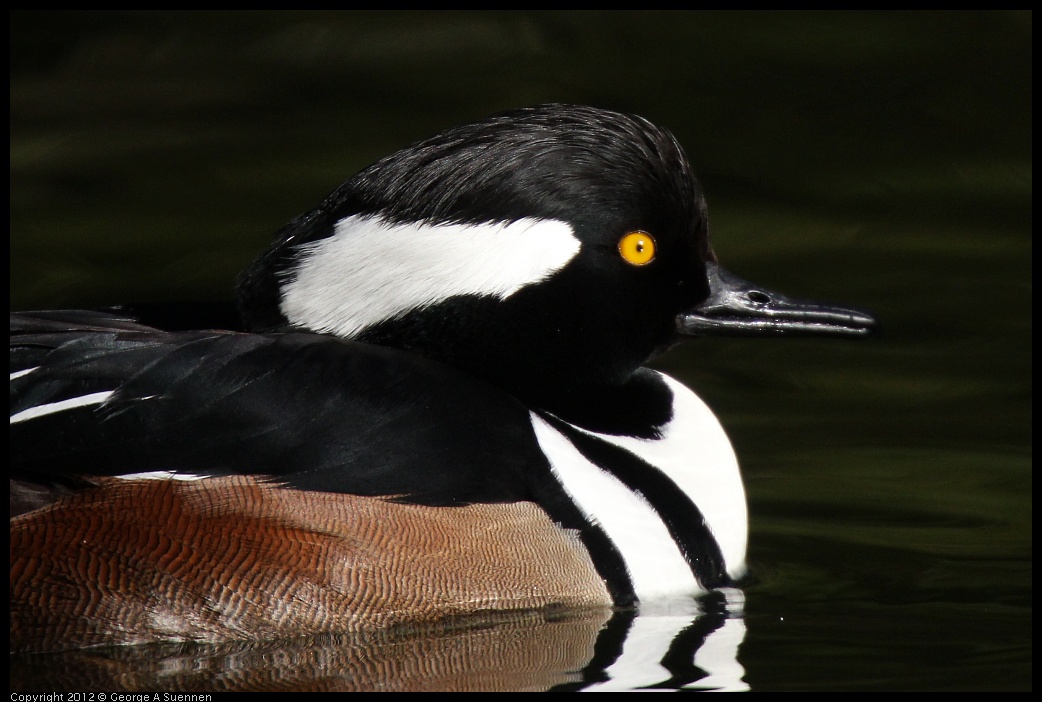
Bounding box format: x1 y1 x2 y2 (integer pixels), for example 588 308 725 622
11 311 545 510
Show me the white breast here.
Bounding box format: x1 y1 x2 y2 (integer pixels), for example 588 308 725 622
530 370 747 601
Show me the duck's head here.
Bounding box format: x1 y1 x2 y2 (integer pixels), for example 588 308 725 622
237 104 874 403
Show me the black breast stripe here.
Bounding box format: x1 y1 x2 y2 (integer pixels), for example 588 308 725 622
542 414 732 590
528 459 637 607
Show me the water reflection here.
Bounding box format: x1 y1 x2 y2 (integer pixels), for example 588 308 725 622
570 589 748 692
10 590 747 692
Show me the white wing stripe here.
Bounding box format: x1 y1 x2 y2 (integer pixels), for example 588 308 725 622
115 471 208 481
10 391 115 424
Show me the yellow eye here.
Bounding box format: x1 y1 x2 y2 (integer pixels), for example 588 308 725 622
618 231 656 266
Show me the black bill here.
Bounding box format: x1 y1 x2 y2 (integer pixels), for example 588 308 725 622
678 263 877 338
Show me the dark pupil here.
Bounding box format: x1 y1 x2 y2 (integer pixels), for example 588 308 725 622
635 241 644 252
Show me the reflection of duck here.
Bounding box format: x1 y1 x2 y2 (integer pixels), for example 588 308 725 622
10 591 749 691
10 104 874 653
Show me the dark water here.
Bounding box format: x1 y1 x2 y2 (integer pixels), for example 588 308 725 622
10 11 1030 691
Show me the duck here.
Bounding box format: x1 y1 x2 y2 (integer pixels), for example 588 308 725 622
9 103 875 653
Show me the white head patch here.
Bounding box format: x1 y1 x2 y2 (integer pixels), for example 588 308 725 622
279 215 582 338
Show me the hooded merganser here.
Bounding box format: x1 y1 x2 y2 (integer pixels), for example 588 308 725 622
10 104 875 653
